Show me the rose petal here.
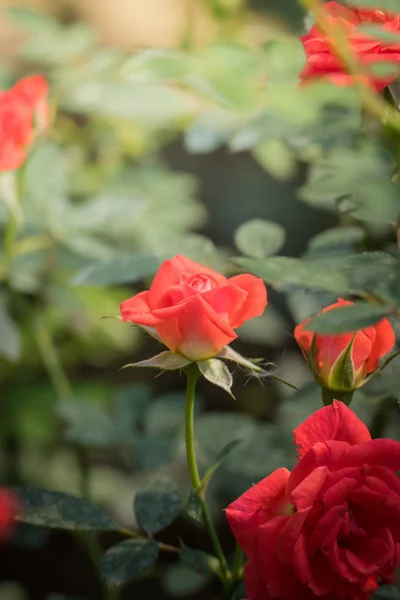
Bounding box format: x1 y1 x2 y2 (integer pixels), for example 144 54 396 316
201 284 248 327
294 400 371 459
120 291 161 326
148 255 226 308
225 468 290 559
166 296 236 360
224 274 267 328
366 316 396 372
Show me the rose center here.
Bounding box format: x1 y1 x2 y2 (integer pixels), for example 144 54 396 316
181 273 216 292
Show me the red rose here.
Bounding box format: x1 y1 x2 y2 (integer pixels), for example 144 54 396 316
294 298 395 392
0 74 49 171
300 2 400 91
226 401 400 600
120 254 267 361
0 488 19 542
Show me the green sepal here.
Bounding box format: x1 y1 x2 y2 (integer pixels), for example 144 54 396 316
121 351 191 371
327 335 356 392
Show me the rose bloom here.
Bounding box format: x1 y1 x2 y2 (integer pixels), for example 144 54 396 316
294 298 395 392
0 74 49 171
120 254 267 361
226 401 400 600
0 488 19 541
300 2 400 91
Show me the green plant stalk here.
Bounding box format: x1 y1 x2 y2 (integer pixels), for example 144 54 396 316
231 542 243 581
185 363 231 586
321 387 353 407
33 310 116 600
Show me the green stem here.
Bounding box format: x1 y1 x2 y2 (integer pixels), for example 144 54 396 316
33 310 73 401
184 364 230 587
231 543 243 581
321 387 353 407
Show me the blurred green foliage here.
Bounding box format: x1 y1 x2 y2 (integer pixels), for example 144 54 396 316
1 1 400 599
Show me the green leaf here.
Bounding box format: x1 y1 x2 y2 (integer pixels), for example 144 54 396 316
72 254 160 286
187 488 202 522
163 564 211 598
0 297 21 362
197 359 234 397
252 139 297 181
202 439 242 488
305 303 391 334
134 477 182 536
373 582 400 599
123 351 191 371
13 487 117 531
122 49 193 82
235 257 350 293
101 539 159 585
133 433 179 472
356 24 400 44
307 227 364 256
180 548 217 576
234 219 286 258
344 0 400 12
56 401 116 447
185 111 237 154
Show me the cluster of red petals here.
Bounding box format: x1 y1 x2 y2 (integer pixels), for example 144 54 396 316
0 74 49 171
300 2 400 91
294 298 395 390
120 255 267 361
226 401 400 600
0 488 18 542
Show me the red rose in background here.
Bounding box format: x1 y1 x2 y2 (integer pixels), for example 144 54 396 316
294 298 395 392
0 488 19 541
0 74 49 171
226 401 400 600
300 2 400 91
120 254 267 361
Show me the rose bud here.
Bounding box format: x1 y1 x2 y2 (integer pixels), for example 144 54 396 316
294 298 395 395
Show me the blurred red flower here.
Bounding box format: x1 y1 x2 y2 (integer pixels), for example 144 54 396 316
0 488 19 542
0 74 49 171
300 2 400 91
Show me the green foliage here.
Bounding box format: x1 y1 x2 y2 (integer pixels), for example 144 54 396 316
101 539 159 585
3 1 400 598
234 219 286 258
134 477 182 535
13 487 117 530
373 583 400 599
306 303 392 334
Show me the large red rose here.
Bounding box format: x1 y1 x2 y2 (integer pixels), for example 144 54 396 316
120 254 267 361
0 488 18 541
300 2 400 91
0 74 49 171
294 298 395 392
226 401 400 600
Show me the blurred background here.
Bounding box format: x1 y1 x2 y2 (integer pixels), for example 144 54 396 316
0 1 399 599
